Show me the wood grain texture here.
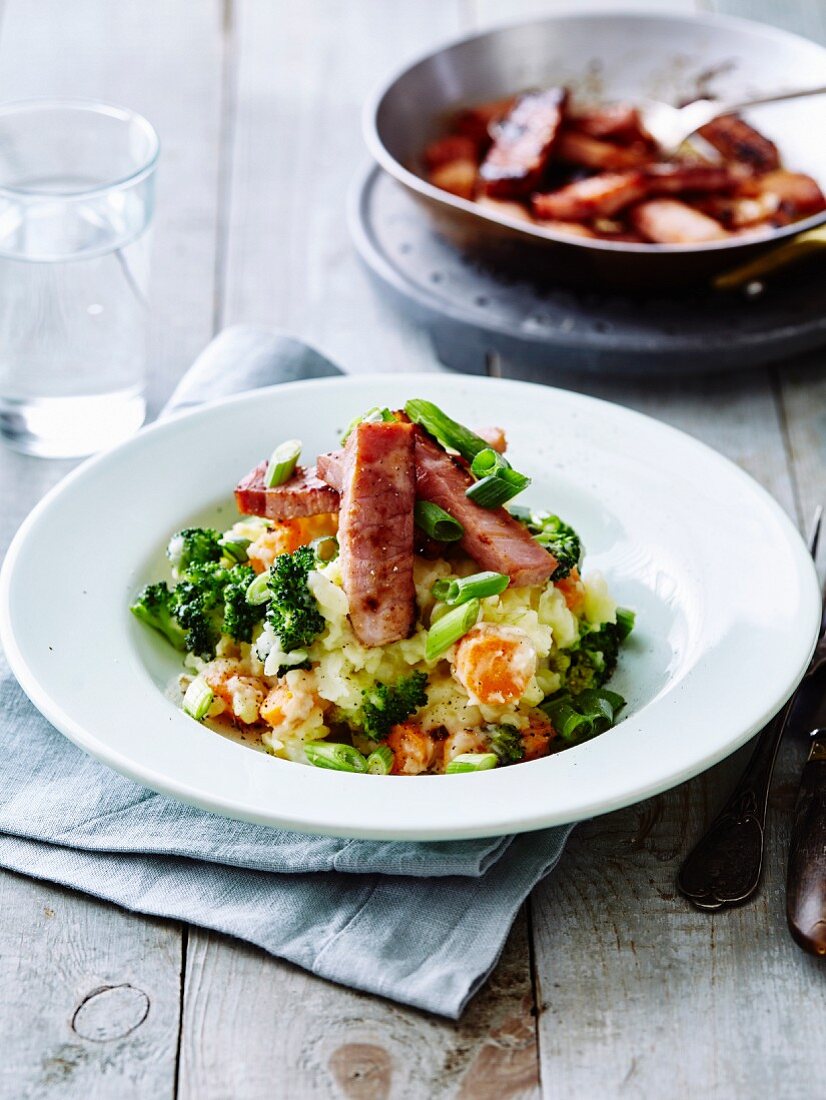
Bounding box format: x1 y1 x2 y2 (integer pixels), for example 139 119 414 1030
220 0 464 375
0 3 226 1097
0 870 181 1100
179 912 538 1100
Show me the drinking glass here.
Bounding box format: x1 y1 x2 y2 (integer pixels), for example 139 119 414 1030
0 99 159 457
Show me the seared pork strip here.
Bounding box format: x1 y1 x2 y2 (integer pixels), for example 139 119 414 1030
698 114 780 172
643 162 749 196
413 430 556 587
570 103 648 143
557 131 650 171
480 88 567 198
235 461 339 520
533 171 647 220
428 159 477 200
318 432 556 588
423 135 479 171
453 95 517 149
759 170 826 222
338 421 417 647
631 199 727 244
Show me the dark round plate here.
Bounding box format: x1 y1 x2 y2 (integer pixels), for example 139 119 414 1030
349 164 826 377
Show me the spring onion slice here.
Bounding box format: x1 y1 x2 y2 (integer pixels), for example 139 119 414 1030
425 598 480 661
219 535 251 563
616 608 636 639
264 439 302 487
432 571 509 606
414 500 464 543
405 399 490 462
182 677 214 721
304 742 368 773
341 406 395 444
246 572 271 605
542 688 626 744
366 745 394 775
470 447 510 479
310 534 339 563
465 475 526 508
446 752 498 774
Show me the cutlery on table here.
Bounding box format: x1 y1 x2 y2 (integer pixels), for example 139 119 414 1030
677 507 824 911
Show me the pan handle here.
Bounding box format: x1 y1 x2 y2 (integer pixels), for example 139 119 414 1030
713 225 826 291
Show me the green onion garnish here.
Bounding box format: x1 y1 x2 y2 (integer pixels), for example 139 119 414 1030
446 752 498 774
470 447 510 479
465 474 526 508
264 439 301 487
425 598 480 661
310 535 339 563
341 407 395 444
405 399 490 462
246 572 271 605
432 571 509 606
182 677 213 721
414 500 464 542
541 688 626 744
304 742 368 773
366 745 394 775
616 608 636 640
219 535 251 563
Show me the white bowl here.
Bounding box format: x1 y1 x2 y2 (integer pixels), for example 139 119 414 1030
0 374 820 839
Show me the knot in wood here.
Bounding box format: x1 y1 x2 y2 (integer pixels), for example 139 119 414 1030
328 1042 393 1100
71 984 150 1042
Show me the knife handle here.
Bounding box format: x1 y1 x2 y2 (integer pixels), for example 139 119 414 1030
786 741 826 956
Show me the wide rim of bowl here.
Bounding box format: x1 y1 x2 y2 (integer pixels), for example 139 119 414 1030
0 373 821 839
0 97 160 199
362 7 826 257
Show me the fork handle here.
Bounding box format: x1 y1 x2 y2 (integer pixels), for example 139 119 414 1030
786 739 826 956
719 83 826 116
677 704 791 909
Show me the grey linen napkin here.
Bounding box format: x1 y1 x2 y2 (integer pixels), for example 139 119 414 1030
0 325 572 1018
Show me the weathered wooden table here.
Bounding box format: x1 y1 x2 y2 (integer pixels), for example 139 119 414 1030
1 1 824 1096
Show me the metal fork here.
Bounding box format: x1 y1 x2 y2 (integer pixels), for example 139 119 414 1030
677 507 823 910
640 84 826 157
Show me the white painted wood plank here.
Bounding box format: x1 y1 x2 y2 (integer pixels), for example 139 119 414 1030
221 0 465 375
179 911 539 1100
0 3 226 1096
0 871 181 1100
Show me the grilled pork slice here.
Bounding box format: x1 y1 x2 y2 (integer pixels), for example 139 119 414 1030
570 103 648 144
338 421 417 647
479 88 567 198
453 95 518 149
235 461 340 520
758 170 826 222
631 199 728 244
423 135 479 171
697 114 780 172
557 131 651 171
643 162 749 196
533 171 647 220
412 430 556 587
319 432 555 587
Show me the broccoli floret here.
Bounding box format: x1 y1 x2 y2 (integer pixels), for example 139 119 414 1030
222 563 258 643
515 511 582 581
130 582 187 651
167 527 223 576
358 671 429 741
266 545 325 653
173 564 227 657
560 609 635 696
488 724 525 765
